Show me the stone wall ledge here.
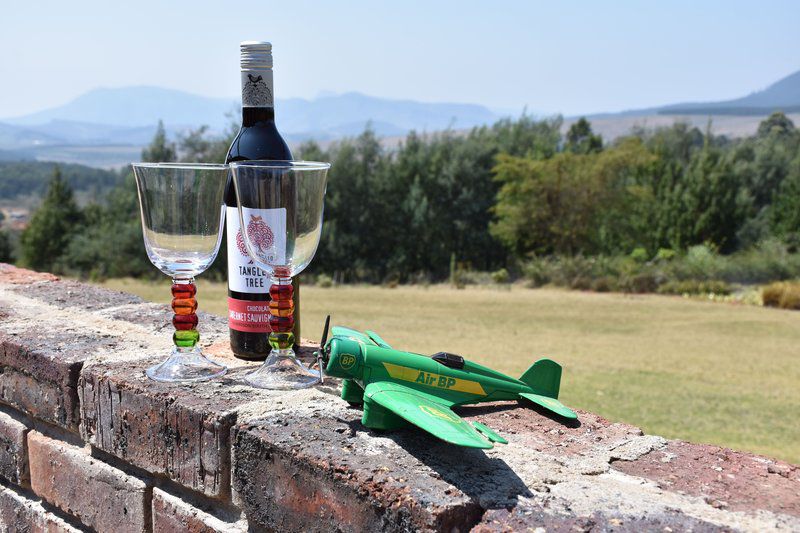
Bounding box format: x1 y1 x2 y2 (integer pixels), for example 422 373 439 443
0 263 797 532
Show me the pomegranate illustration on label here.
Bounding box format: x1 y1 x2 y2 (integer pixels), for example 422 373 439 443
237 214 275 261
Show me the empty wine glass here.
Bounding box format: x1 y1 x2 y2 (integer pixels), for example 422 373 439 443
131 162 228 382
230 160 329 389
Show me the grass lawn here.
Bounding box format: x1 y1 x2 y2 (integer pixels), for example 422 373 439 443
99 278 800 464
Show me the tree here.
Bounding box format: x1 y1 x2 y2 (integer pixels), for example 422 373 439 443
757 112 795 138
0 230 12 263
20 167 82 272
565 117 602 154
770 152 800 236
141 120 177 162
490 139 655 256
661 145 746 252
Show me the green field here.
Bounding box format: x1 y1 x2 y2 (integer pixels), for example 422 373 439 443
99 279 800 464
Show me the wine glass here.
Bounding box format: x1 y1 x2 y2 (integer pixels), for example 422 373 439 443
131 162 228 382
230 160 329 389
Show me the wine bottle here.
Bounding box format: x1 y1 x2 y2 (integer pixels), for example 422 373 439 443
225 41 298 360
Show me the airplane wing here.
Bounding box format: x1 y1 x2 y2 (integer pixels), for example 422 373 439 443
364 381 494 449
331 326 377 345
365 330 391 348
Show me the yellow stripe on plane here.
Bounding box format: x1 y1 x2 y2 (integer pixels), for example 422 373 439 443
382 362 486 395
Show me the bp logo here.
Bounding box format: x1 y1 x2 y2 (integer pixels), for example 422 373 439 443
419 404 460 423
339 354 356 370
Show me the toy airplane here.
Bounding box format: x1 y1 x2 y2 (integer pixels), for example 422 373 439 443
317 317 577 449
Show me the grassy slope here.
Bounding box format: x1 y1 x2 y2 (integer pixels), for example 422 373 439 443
100 279 800 464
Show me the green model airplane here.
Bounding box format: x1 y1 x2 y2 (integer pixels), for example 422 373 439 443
317 318 578 449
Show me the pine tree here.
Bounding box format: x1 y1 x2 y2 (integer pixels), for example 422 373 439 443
565 117 603 154
0 230 12 263
20 167 82 272
141 120 177 162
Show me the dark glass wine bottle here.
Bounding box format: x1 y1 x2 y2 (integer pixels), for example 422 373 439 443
225 41 298 360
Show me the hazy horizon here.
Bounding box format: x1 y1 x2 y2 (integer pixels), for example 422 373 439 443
1 0 798 119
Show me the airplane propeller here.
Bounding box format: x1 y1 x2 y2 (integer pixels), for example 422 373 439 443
312 314 331 384
320 314 331 349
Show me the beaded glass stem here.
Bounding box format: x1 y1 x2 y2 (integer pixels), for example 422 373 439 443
172 279 199 348
242 270 320 390
268 271 295 352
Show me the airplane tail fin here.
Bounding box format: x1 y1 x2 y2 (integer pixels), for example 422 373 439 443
519 358 562 399
518 359 577 420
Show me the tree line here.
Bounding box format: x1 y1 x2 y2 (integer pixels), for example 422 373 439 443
10 112 800 285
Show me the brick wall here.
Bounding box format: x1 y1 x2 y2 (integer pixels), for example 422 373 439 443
0 263 798 532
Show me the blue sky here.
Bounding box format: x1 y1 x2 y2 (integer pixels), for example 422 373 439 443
1 0 798 118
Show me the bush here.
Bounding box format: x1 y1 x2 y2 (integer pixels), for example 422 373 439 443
519 245 800 297
619 272 659 293
657 279 731 296
590 276 616 292
490 268 510 284
762 282 800 310
630 247 649 263
570 276 593 290
655 248 677 262
522 259 551 287
316 273 333 288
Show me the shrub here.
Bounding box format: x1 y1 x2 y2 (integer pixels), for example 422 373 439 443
619 272 659 293
629 247 649 263
490 268 510 284
570 276 593 290
762 282 800 310
679 244 720 279
522 259 552 287
550 255 596 287
519 246 800 296
316 273 333 288
590 276 616 292
655 248 677 262
657 279 731 296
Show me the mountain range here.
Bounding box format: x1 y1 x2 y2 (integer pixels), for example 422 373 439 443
0 88 498 150
0 68 798 167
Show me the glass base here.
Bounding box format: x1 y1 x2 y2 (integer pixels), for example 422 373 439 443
245 350 321 390
146 346 227 383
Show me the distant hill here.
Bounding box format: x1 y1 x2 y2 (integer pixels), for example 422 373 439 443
0 161 121 204
4 87 235 130
278 92 497 137
657 70 800 115
1 87 499 148
1 68 798 168
596 69 800 117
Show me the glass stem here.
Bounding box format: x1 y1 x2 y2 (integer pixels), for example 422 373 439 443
268 274 295 355
171 277 199 350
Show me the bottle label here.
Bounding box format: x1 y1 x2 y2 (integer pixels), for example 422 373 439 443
226 206 286 293
228 297 271 333
241 69 274 107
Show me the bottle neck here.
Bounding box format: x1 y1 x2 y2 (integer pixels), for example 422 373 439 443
240 67 275 126
242 107 276 126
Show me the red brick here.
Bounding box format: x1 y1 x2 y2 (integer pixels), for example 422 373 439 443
0 484 81 533
79 364 237 498
0 364 80 431
28 431 148 533
0 410 28 486
152 488 245 532
0 264 58 285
